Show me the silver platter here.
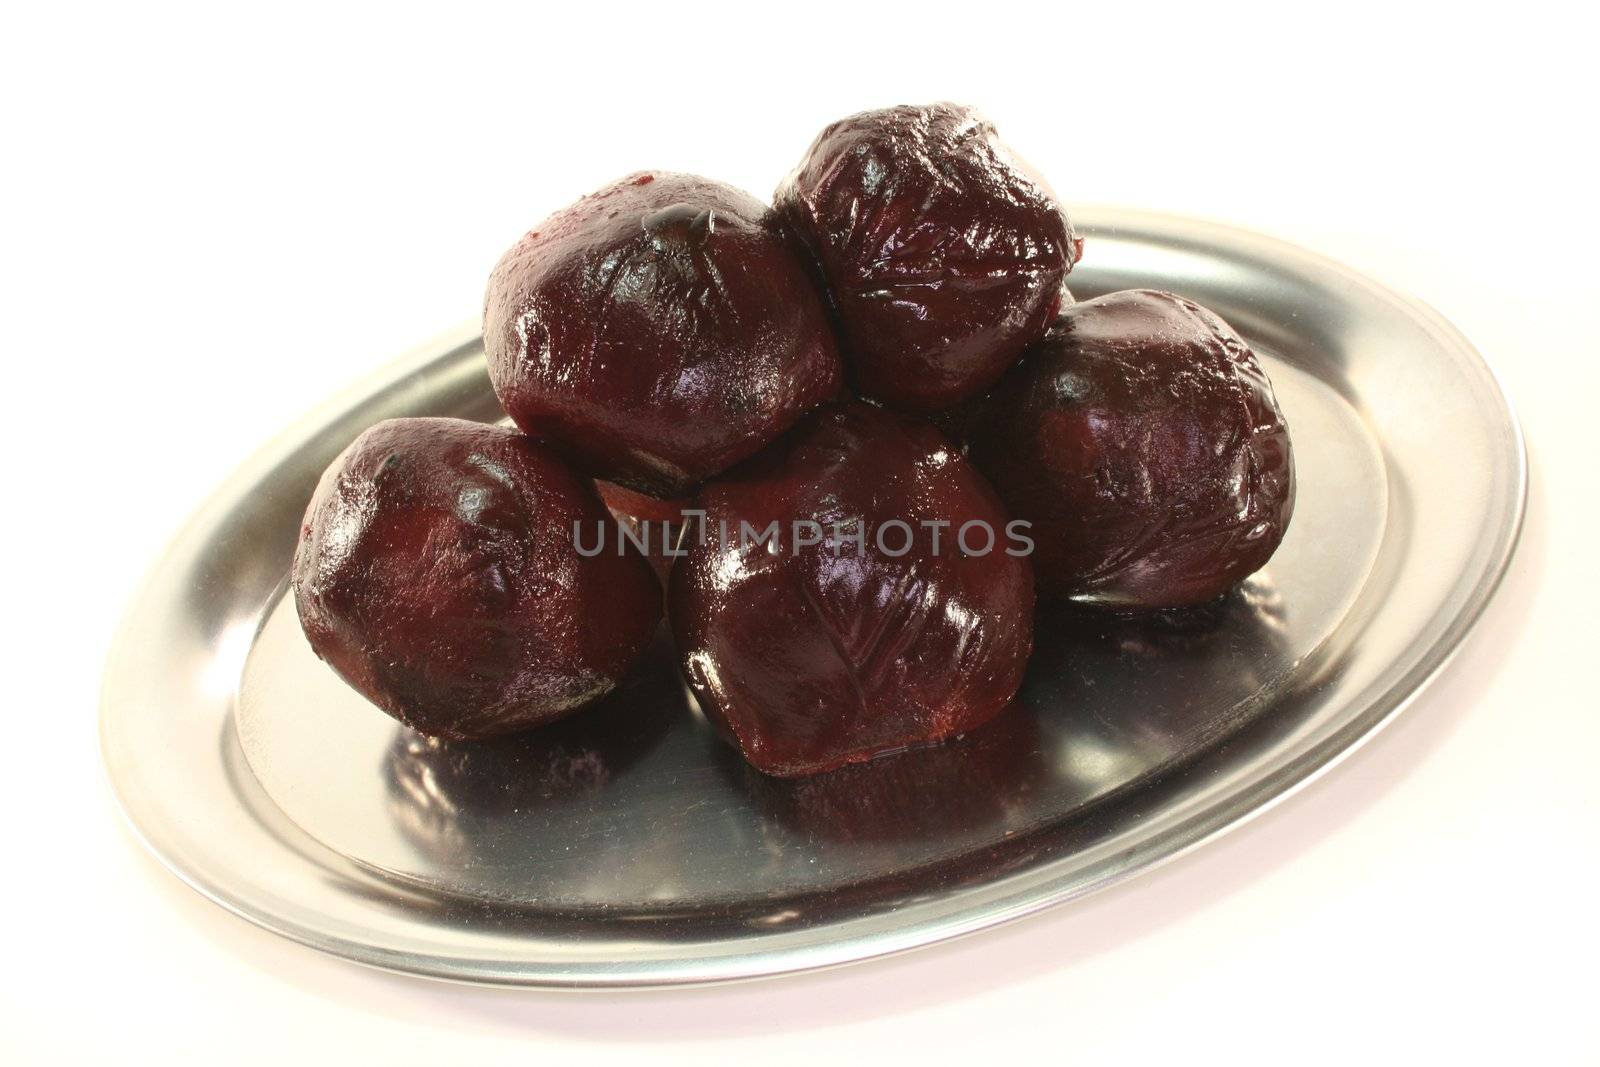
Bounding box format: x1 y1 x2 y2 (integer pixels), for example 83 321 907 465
101 207 1526 988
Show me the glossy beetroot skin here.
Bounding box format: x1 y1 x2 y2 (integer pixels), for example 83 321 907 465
774 103 1081 413
484 172 842 498
670 399 1034 778
293 418 660 740
967 290 1295 610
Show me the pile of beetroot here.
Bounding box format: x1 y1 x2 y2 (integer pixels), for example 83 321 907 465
293 103 1295 778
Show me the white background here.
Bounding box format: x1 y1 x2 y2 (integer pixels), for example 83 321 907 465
3 1 1596 1062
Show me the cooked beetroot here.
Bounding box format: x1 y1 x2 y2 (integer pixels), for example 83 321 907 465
967 290 1295 609
483 172 842 498
293 418 660 739
669 399 1034 777
774 103 1080 412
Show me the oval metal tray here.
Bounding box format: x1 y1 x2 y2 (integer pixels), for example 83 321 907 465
101 207 1526 987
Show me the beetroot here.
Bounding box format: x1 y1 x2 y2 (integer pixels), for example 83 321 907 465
484 172 841 498
967 290 1295 609
775 104 1080 412
293 418 660 739
670 399 1034 777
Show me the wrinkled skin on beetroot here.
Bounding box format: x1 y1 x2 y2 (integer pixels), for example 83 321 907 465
967 290 1295 609
774 103 1080 413
484 172 842 498
293 418 661 740
669 399 1034 778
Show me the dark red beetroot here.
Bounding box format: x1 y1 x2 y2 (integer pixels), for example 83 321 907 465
774 103 1081 413
669 399 1034 778
967 290 1295 609
293 418 660 740
484 172 842 498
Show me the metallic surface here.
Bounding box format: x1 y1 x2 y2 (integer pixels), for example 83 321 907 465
100 208 1526 987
